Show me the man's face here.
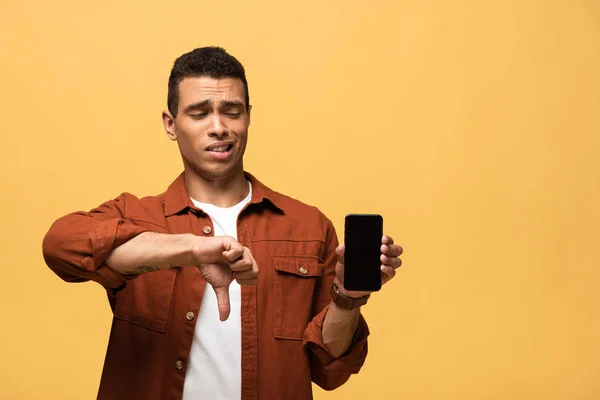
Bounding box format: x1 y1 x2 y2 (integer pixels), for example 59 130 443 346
163 76 250 181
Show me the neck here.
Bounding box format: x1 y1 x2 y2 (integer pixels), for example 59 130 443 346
185 169 249 208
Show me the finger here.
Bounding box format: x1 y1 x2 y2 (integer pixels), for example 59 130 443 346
222 245 244 263
229 247 255 272
380 254 402 269
335 244 345 265
382 235 394 245
381 243 403 257
212 286 231 322
232 269 257 281
236 277 258 286
252 257 259 275
229 257 252 272
380 265 396 281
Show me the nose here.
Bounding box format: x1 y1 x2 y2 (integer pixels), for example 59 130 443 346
208 114 229 138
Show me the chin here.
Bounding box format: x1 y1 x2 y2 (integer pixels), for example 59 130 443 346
193 164 243 182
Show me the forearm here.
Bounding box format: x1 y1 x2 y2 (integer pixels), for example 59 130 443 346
321 301 361 358
106 232 199 274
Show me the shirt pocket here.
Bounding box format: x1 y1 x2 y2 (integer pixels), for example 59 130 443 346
271 255 324 340
112 268 177 332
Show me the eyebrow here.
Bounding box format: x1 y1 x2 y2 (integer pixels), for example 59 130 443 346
183 99 245 113
221 100 245 109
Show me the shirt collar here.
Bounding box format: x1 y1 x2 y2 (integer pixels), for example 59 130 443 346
164 171 285 217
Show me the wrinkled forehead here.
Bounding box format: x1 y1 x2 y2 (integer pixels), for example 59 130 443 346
178 76 245 106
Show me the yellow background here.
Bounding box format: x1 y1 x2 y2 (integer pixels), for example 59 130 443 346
1 0 599 399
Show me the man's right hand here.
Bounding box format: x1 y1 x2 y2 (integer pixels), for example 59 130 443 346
193 236 259 321
106 233 258 321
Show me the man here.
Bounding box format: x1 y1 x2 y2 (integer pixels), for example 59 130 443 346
42 47 403 400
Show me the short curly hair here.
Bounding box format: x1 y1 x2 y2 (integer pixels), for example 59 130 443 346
167 47 249 117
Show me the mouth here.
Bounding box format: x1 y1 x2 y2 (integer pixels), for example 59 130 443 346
205 142 235 160
206 142 234 152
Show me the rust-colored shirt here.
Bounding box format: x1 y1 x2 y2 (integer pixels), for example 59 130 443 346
42 172 369 400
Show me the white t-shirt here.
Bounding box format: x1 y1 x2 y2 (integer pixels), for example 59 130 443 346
182 182 252 400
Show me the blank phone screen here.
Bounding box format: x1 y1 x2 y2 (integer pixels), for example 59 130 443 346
344 214 383 291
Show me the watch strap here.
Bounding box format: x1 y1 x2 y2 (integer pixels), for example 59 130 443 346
330 282 370 310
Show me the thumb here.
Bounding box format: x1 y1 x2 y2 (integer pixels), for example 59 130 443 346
212 285 231 322
335 244 345 265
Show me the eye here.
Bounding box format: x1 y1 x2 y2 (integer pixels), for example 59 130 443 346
225 112 241 119
190 113 208 119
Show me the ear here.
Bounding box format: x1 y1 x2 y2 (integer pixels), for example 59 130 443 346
247 104 252 124
162 110 177 141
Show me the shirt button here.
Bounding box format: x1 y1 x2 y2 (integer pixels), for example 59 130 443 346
203 226 212 235
176 360 183 370
299 266 307 275
186 311 195 321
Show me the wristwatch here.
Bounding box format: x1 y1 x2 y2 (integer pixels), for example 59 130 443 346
330 282 370 310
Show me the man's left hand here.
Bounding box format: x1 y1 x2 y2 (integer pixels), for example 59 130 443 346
334 235 403 299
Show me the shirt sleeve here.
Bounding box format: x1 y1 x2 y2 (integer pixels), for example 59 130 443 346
303 216 370 390
42 193 160 293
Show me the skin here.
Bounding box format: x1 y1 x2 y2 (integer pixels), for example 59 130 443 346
162 76 252 207
106 232 258 321
323 236 403 357
107 76 404 358
110 76 257 321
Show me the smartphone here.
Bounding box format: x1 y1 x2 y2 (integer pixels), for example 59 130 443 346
344 214 383 292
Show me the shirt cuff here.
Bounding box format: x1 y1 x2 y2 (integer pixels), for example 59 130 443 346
303 304 370 375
